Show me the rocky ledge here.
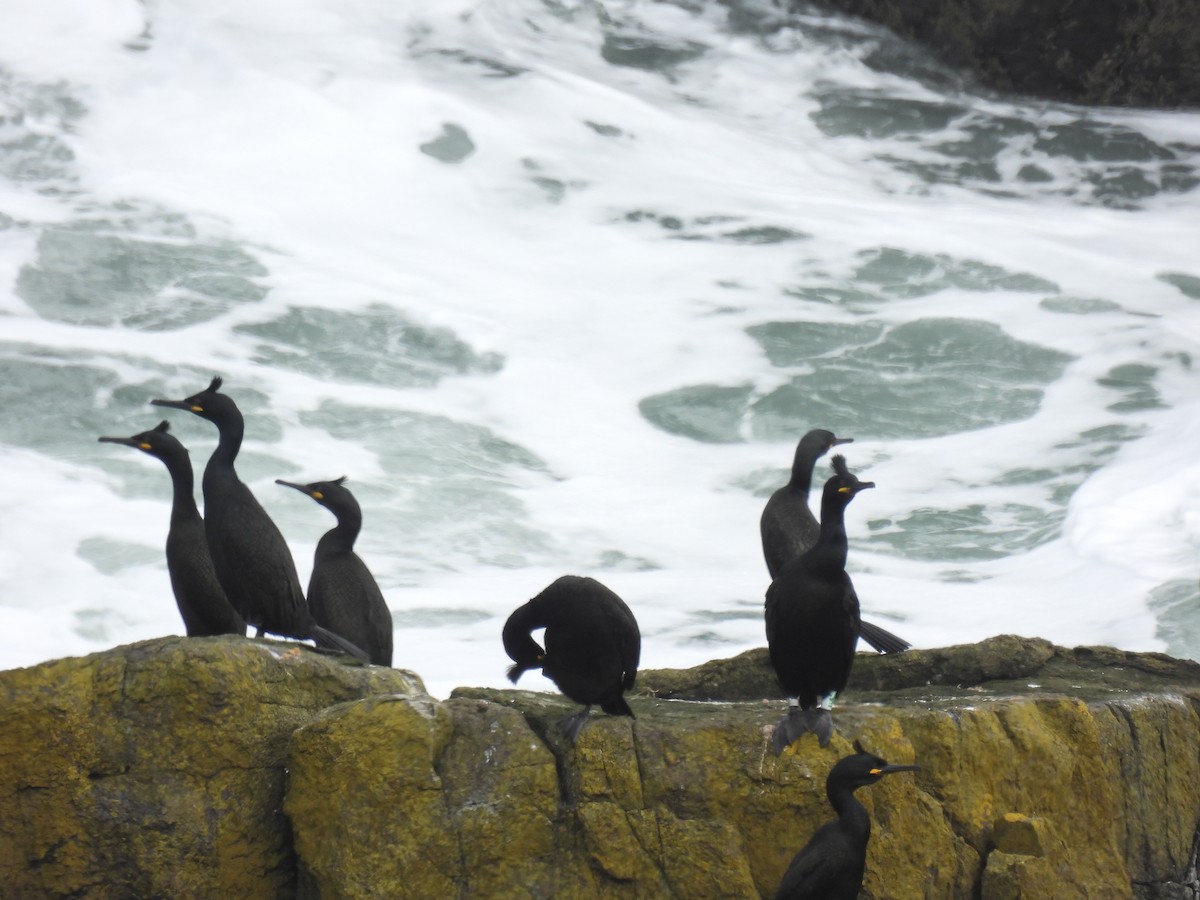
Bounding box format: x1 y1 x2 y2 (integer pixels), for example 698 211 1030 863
2 634 1198 898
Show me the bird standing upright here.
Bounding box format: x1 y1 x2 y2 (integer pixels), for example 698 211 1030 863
761 429 855 580
275 476 394 666
761 429 908 656
151 377 368 661
766 455 873 751
774 741 919 900
503 575 640 743
98 420 245 638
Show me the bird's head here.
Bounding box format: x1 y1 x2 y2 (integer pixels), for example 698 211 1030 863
826 455 875 502
151 376 239 425
833 739 920 790
275 475 358 518
98 419 183 460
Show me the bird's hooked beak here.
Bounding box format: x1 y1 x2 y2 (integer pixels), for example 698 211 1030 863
275 479 319 500
97 436 140 448
150 397 193 412
838 480 875 495
875 763 919 775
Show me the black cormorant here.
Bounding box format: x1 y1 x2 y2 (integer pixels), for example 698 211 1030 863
275 476 394 667
761 429 908 656
503 575 640 743
774 741 919 900
98 420 246 638
151 377 368 661
765 455 872 751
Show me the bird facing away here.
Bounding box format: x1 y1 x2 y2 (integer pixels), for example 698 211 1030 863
774 741 919 900
151 377 368 662
766 455 873 751
761 429 853 580
503 575 641 743
275 476 394 667
98 420 246 638
760 429 908 656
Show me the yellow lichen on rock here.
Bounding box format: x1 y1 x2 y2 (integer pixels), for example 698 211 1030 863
0 635 425 898
3 635 1200 898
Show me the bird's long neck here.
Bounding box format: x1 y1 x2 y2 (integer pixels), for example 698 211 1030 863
160 447 201 526
210 412 243 469
812 492 850 569
502 603 547 673
828 783 872 846
203 413 244 498
319 508 362 555
788 443 819 494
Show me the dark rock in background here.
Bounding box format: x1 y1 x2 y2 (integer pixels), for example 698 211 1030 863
804 0 1200 108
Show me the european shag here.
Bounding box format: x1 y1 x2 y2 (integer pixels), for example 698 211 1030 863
761 429 908 656
98 420 246 638
774 741 919 900
275 476 394 667
765 455 872 751
503 575 640 743
151 377 368 661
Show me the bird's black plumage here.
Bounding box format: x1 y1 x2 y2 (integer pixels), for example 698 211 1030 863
275 476 394 667
761 429 854 580
774 741 919 900
503 575 640 742
766 455 872 751
151 377 368 662
761 430 909 656
98 420 246 638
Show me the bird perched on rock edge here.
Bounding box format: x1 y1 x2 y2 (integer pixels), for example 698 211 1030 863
760 428 908 656
275 476 394 667
98 419 246 638
766 454 873 751
151 376 368 662
503 574 640 743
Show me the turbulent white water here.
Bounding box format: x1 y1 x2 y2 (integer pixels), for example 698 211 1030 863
1 0 1198 697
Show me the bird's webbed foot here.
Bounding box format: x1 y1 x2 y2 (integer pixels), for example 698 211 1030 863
771 707 835 754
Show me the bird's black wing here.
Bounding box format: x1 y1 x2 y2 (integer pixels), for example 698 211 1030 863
773 835 838 900
612 597 641 691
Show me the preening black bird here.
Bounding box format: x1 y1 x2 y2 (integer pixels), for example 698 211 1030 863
151 377 368 662
766 455 873 751
275 476 394 667
98 420 246 638
761 429 908 656
503 575 640 743
774 741 919 900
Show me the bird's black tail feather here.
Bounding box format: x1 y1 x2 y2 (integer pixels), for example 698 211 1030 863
600 696 635 719
771 707 834 754
858 620 910 655
311 624 370 663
